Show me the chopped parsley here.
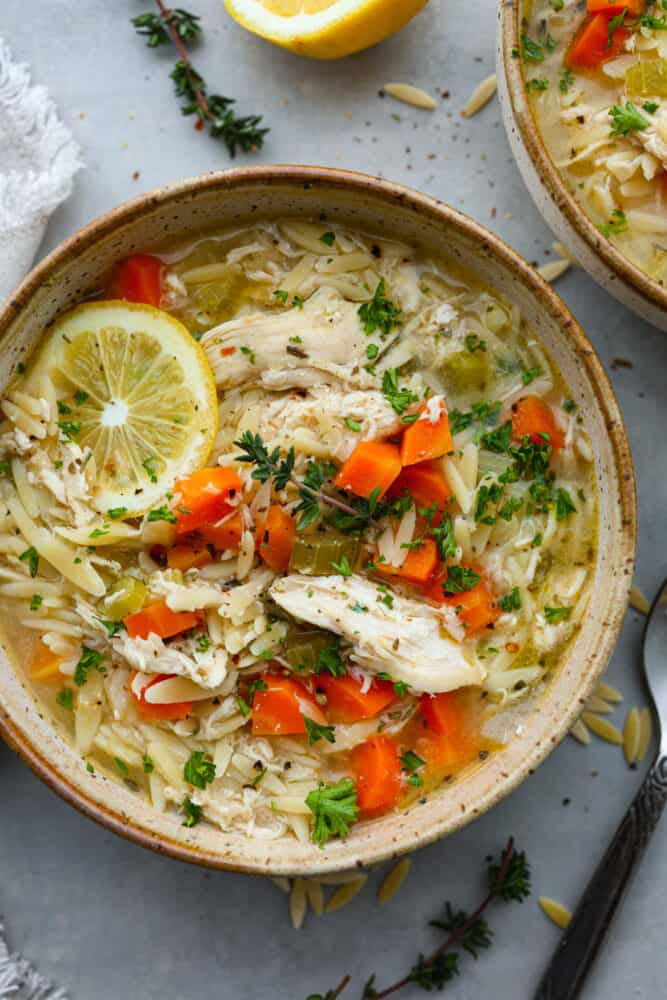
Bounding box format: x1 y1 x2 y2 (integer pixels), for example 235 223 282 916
358 279 402 338
606 8 627 49
57 400 72 415
274 289 289 304
314 642 347 678
382 368 419 415
443 566 481 595
303 716 336 746
142 456 159 483
351 601 369 613
498 587 522 612
107 507 128 519
240 345 256 364
247 677 268 703
639 13 667 29
195 633 211 652
609 101 648 137
643 100 660 114
57 420 81 440
56 688 73 710
465 333 487 353
251 767 267 788
306 778 359 846
114 757 129 775
74 390 90 406
562 399 576 413
146 505 178 523
598 209 628 238
400 749 426 787
559 68 575 93
183 751 216 789
98 619 124 637
19 546 39 578
544 605 572 624
319 231 336 247
330 555 352 577
526 78 549 92
344 416 361 432
74 646 106 687
30 593 43 611
182 795 202 827
521 366 542 386
521 33 546 62
366 343 379 360
555 487 576 521
89 525 110 539
143 755 155 774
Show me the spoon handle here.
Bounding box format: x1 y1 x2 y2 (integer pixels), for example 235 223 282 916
534 755 667 1000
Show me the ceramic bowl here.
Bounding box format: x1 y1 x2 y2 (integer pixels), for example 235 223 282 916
496 0 667 330
0 166 636 874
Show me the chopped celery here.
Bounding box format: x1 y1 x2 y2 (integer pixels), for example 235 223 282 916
192 270 247 325
440 350 490 391
101 576 147 620
288 531 360 576
625 59 667 99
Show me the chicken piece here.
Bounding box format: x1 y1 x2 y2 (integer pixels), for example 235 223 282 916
269 574 485 694
621 99 667 171
202 287 376 391
236 386 403 462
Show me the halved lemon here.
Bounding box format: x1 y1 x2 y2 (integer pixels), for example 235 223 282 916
224 0 430 59
27 301 218 515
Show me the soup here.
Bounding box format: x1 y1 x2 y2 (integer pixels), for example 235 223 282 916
0 220 596 846
522 0 667 282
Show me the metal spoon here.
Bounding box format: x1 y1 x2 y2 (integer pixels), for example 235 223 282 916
534 578 667 1000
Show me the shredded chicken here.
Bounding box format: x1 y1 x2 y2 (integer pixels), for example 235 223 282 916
113 630 228 688
269 573 484 694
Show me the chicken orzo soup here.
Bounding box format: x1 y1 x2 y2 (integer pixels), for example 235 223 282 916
523 0 667 281
0 222 596 845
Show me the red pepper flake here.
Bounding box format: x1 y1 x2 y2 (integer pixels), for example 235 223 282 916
220 346 236 356
194 118 204 131
505 642 519 654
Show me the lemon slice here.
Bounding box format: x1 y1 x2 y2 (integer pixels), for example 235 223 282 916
224 0 429 59
27 301 218 515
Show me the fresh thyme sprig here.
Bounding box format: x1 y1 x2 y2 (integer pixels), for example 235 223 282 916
307 977 351 1000
234 431 378 531
362 838 530 998
131 2 268 156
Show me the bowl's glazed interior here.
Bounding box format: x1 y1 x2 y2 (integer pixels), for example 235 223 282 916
0 167 636 874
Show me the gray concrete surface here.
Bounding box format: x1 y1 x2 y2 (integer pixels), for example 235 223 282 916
1 1 665 997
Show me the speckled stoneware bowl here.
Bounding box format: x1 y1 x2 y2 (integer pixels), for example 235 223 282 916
497 0 667 330
0 166 636 875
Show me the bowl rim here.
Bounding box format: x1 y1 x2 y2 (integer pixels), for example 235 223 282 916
499 0 667 316
0 165 637 874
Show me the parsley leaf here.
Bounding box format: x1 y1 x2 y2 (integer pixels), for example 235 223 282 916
30 593 43 611
306 778 359 846
400 749 426 786
56 688 73 710
358 279 402 338
382 368 419 415
559 67 574 93
147 505 178 523
303 716 336 745
555 487 576 521
19 546 39 578
498 587 521 612
544 605 572 624
330 555 352 577
598 209 628 237
184 751 216 789
320 231 336 247
609 100 648 136
606 8 627 49
182 795 202 827
74 646 106 687
443 566 480 595
314 642 347 677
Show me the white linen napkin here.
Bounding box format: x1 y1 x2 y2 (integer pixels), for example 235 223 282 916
0 35 77 1000
0 36 81 301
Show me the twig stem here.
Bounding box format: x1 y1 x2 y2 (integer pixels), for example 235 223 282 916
154 0 210 120
372 838 516 999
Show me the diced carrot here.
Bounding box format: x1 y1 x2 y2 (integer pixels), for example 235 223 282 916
251 673 327 736
255 505 296 572
511 395 565 450
334 441 402 499
108 254 163 307
30 641 63 684
375 537 439 586
587 0 643 16
124 599 201 640
566 13 630 70
198 511 244 551
400 399 453 466
416 692 479 769
425 570 501 635
173 467 242 535
351 734 402 816
166 542 212 571
220 346 237 357
316 674 397 724
130 671 192 721
387 461 452 524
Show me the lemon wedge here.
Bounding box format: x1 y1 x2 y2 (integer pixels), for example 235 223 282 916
27 301 218 515
224 0 429 59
